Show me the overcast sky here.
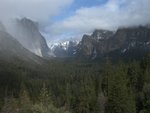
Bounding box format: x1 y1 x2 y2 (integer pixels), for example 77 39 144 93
0 0 150 42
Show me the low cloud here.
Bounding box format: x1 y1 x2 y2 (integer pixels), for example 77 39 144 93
48 0 150 40
0 0 150 42
0 0 73 23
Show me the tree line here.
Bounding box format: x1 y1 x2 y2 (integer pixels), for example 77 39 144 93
0 54 150 113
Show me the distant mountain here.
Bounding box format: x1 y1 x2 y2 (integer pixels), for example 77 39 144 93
77 29 114 59
50 40 79 57
0 30 43 64
7 18 54 58
49 26 150 60
77 26 150 60
91 29 114 40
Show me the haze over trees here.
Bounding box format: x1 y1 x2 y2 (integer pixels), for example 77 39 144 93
0 51 150 113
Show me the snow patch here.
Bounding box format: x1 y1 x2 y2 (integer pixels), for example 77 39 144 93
146 41 150 45
121 49 127 53
32 48 42 57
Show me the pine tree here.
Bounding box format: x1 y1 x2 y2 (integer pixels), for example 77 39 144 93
1 97 19 113
19 85 33 113
33 83 70 113
106 64 136 113
140 84 150 113
39 83 51 107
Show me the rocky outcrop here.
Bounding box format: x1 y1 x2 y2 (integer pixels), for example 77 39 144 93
79 35 96 58
91 29 114 40
8 18 54 58
78 26 150 60
50 41 79 57
78 30 114 58
0 30 42 63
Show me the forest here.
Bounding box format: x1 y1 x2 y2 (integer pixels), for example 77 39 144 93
0 54 150 113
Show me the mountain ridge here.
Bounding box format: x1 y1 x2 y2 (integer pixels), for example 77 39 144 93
76 25 150 60
0 30 44 64
4 18 54 58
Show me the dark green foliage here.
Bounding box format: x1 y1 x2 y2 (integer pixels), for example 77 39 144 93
127 61 144 112
0 54 150 113
105 64 136 113
0 59 102 113
32 85 70 113
1 97 19 113
140 84 150 113
128 61 143 92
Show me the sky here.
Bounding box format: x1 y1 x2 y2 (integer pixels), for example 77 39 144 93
0 0 150 43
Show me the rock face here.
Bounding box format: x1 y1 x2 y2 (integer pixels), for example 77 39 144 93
8 18 54 58
50 41 79 57
91 29 114 40
0 22 6 32
0 30 42 63
50 26 150 60
78 30 114 58
78 26 150 60
79 35 96 57
67 41 78 57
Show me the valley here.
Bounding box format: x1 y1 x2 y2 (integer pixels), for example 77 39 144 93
0 18 150 113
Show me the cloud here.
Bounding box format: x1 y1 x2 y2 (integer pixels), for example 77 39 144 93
48 0 150 40
0 0 150 42
0 0 73 22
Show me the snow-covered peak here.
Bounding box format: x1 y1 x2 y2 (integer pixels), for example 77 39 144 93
48 40 80 57
49 40 79 51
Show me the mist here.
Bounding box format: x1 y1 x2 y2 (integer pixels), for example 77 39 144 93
0 0 150 42
48 0 150 41
0 0 73 22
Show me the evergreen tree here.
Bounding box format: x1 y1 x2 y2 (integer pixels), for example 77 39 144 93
32 84 70 113
19 85 33 113
140 84 150 113
1 97 19 113
106 64 136 113
39 84 51 107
